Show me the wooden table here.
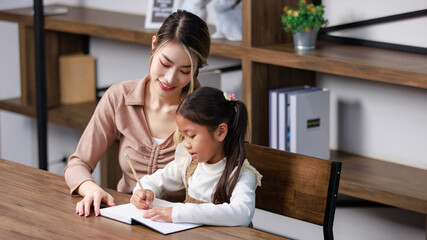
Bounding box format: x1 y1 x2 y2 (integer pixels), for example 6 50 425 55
0 158 285 239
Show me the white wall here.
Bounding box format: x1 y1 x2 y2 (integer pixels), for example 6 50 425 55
319 75 427 169
0 1 37 168
324 0 427 47
319 0 427 169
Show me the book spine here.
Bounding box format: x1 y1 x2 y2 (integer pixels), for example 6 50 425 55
278 93 286 150
290 94 298 153
269 90 278 149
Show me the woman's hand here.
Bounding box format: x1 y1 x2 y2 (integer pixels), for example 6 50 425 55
131 189 154 209
143 207 173 222
75 181 115 217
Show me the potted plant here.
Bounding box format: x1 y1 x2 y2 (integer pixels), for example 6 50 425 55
281 0 328 50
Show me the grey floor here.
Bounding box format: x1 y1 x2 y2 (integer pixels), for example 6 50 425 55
253 196 425 240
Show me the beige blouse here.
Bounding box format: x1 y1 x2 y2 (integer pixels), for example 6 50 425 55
64 75 176 194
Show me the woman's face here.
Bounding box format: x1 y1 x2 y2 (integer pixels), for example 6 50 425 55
150 41 197 100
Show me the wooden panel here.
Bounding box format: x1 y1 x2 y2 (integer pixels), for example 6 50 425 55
241 57 253 142
19 24 34 106
333 151 427 214
249 0 294 47
45 30 61 107
241 0 251 47
250 41 427 89
246 143 332 226
19 25 60 107
18 24 88 108
100 140 122 189
248 62 315 145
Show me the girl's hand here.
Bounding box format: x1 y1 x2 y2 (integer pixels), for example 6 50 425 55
143 207 173 222
131 189 154 209
75 181 115 217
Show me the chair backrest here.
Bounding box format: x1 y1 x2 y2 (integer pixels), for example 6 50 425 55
246 143 341 240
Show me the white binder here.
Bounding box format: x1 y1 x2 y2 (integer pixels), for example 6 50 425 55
289 89 330 160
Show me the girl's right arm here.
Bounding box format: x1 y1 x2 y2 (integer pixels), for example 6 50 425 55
132 143 189 199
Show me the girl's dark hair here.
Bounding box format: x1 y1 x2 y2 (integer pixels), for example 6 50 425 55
177 87 248 204
151 10 210 98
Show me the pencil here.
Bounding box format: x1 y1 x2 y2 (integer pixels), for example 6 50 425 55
125 153 144 191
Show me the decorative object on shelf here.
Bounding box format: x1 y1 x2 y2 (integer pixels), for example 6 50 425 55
281 0 327 50
211 0 242 41
181 0 211 21
292 29 319 50
31 6 68 16
59 54 96 104
145 0 179 29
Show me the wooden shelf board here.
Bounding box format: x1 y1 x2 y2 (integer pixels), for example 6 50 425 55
0 98 96 131
0 5 245 59
0 98 35 117
250 41 427 89
332 150 427 214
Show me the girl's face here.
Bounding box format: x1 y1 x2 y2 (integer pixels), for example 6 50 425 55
176 114 227 164
150 40 197 100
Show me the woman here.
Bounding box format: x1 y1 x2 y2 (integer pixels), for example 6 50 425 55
64 10 211 217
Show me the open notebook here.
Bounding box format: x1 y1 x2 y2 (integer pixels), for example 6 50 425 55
100 198 201 234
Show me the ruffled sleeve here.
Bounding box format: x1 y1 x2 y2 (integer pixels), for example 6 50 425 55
242 159 262 187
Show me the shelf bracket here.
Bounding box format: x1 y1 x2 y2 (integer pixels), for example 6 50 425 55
319 9 427 54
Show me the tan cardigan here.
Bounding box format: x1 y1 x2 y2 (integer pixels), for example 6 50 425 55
64 76 176 194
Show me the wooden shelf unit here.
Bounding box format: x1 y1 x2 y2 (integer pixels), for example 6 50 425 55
1 2 427 229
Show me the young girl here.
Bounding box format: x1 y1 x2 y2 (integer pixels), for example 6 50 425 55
65 10 211 217
131 87 262 227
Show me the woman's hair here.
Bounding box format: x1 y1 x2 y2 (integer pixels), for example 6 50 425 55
176 87 248 204
150 10 210 99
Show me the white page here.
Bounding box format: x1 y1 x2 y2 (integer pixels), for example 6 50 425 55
100 198 201 234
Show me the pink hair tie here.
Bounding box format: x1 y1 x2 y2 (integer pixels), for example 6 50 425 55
223 92 237 101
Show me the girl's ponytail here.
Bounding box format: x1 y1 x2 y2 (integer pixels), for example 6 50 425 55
218 100 248 202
